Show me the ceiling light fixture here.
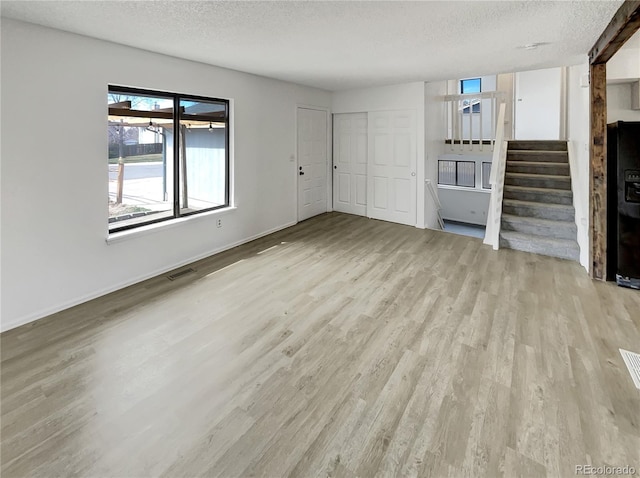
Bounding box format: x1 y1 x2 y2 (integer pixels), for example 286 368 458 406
518 42 549 50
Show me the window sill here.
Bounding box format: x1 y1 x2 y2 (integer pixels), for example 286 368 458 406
437 185 491 193
106 206 237 244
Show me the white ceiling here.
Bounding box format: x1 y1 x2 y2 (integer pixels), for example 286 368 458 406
0 0 625 91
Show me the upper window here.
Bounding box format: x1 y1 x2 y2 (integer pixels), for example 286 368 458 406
460 78 481 114
108 86 229 233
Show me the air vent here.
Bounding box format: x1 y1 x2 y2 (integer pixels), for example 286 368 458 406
619 349 640 390
167 268 196 281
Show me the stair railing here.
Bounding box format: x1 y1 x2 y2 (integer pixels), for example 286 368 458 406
444 91 505 152
425 179 445 229
483 101 508 250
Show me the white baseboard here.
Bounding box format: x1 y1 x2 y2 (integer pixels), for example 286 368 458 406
1 221 297 333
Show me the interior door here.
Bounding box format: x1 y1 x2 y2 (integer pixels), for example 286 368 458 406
333 113 367 216
367 110 417 226
297 107 328 221
514 67 561 140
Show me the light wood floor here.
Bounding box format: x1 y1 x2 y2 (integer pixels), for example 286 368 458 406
2 212 639 477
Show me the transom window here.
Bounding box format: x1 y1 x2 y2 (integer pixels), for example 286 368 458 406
108 86 229 233
460 78 481 114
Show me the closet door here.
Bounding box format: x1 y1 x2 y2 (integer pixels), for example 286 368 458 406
367 110 417 226
333 113 367 216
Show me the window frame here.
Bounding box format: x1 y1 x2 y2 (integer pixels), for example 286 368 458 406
481 161 492 189
108 85 230 234
438 159 476 188
460 78 481 114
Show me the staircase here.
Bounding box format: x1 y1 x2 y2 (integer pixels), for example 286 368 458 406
499 140 579 261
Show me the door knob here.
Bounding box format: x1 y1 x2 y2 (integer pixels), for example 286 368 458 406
299 171 305 175
411 172 416 177
334 165 337 169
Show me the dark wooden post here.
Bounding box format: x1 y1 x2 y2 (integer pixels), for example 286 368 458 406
589 63 607 280
588 0 640 279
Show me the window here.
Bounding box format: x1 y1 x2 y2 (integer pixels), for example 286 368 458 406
482 162 492 189
460 78 481 114
108 86 229 233
438 160 476 188
438 160 456 186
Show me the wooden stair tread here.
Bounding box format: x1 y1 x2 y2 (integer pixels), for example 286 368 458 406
500 231 579 247
506 160 569 166
503 198 574 210
503 185 573 195
505 172 570 179
507 149 567 155
501 213 576 227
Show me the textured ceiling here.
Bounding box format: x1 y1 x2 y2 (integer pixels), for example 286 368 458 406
0 0 625 91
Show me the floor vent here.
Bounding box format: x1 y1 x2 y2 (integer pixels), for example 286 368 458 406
619 349 640 390
167 268 196 281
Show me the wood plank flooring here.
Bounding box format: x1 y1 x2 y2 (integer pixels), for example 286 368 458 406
1 212 639 477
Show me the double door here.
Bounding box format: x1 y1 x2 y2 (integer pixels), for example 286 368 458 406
333 110 417 226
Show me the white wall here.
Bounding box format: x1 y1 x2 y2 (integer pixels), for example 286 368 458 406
567 62 591 271
0 19 331 331
437 189 490 226
607 48 640 82
424 81 447 229
515 67 563 140
607 83 640 122
332 82 426 228
496 73 515 140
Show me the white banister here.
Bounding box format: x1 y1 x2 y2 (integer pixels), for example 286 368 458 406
483 101 508 250
468 101 473 151
444 91 505 151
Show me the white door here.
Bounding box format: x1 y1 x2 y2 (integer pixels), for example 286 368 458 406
367 110 417 226
297 107 328 221
333 113 367 216
514 67 561 140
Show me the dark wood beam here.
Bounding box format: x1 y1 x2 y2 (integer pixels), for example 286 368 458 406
109 108 172 120
108 108 226 123
590 63 607 280
589 0 640 64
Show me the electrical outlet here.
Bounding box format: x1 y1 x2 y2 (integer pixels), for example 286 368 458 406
216 218 222 228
